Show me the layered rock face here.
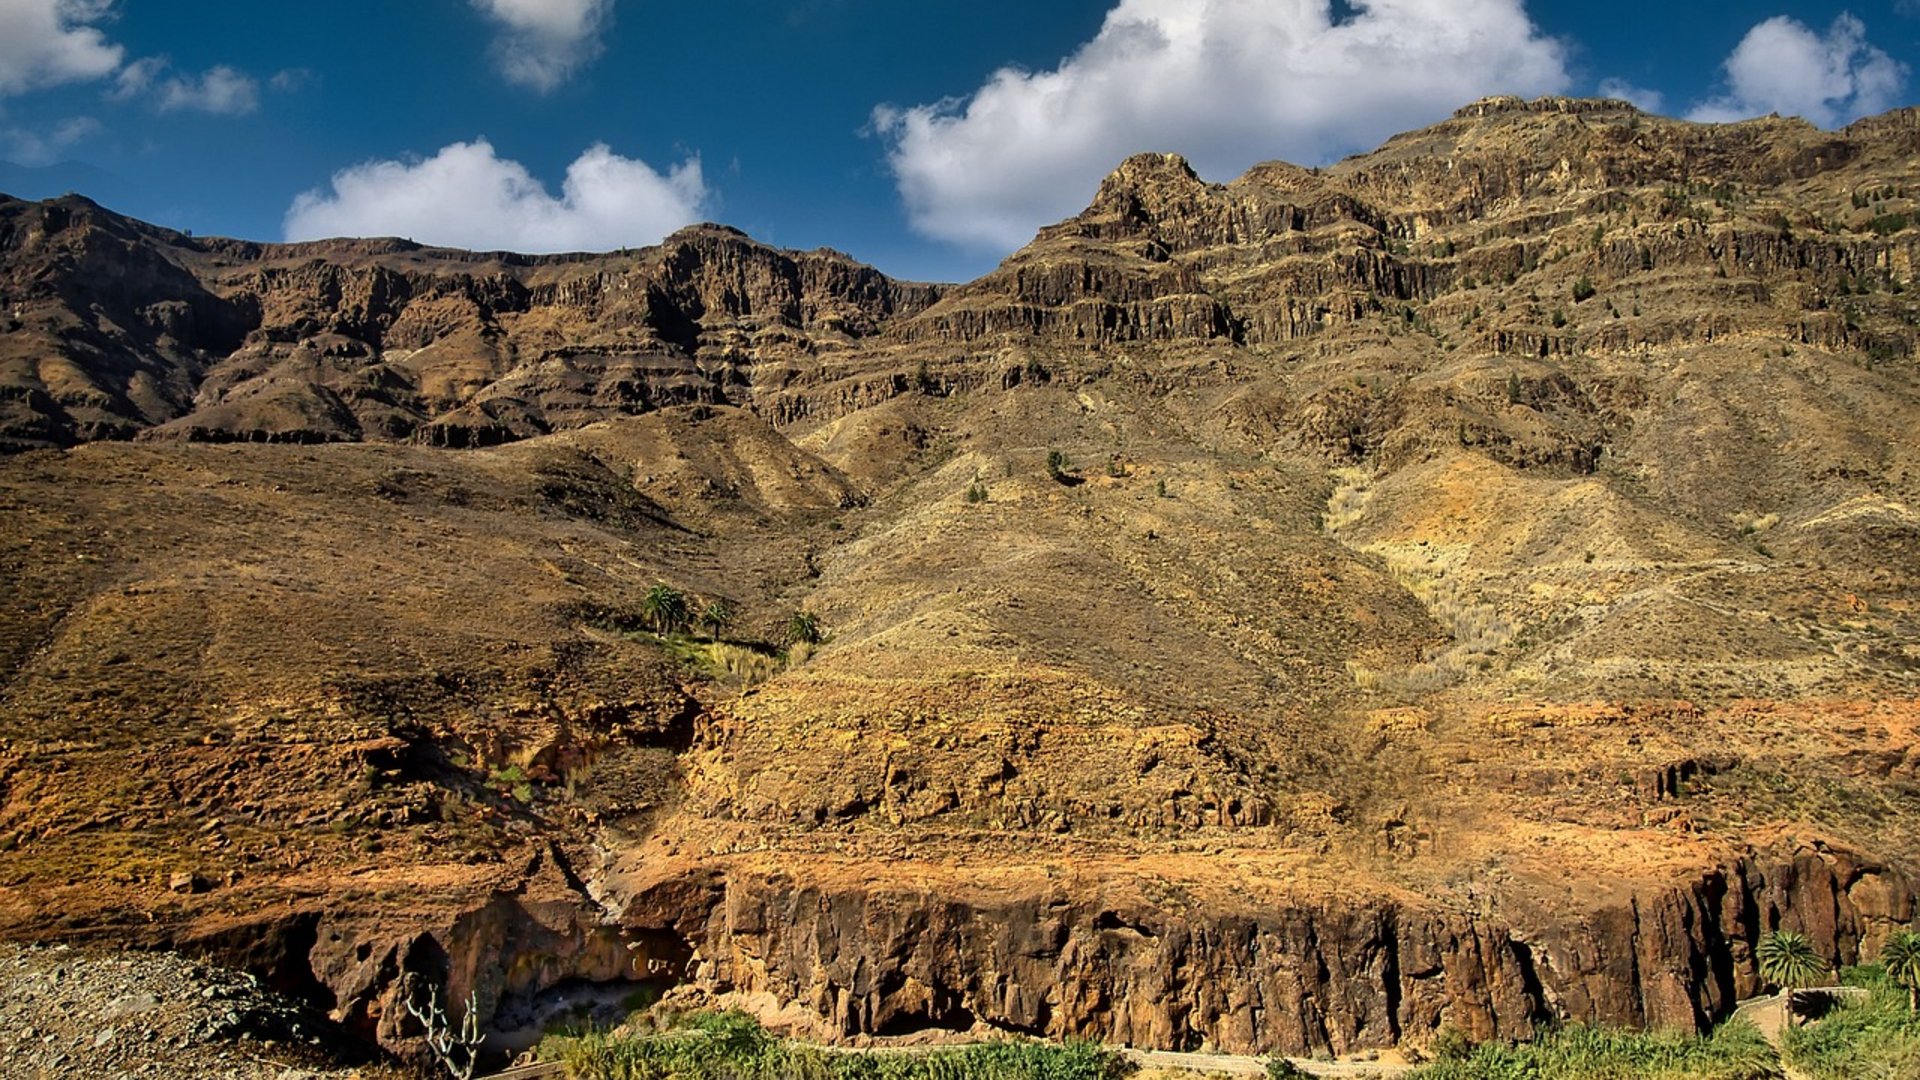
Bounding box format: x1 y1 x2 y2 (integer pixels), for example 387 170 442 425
602 849 1912 1056
3 98 1919 1069
0 208 938 451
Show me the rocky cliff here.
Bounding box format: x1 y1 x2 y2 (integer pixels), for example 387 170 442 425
0 205 939 451
603 848 1912 1055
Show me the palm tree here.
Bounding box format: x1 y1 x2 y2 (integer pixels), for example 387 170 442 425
699 600 734 639
1881 930 1920 1012
1758 930 1826 1026
783 610 823 646
641 584 690 635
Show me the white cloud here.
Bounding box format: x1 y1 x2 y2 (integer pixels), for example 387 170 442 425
2 115 100 165
109 57 261 114
1597 77 1664 114
283 139 708 254
472 0 613 92
108 54 163 100
156 65 259 115
268 68 314 94
0 0 123 97
1688 14 1907 128
872 0 1570 251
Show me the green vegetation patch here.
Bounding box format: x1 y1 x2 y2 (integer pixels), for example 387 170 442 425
537 1010 1129 1080
1409 1020 1780 1080
1784 966 1920 1080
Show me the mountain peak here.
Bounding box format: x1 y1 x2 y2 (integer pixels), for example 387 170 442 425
1072 151 1217 242
1095 151 1204 199
1452 94 1645 121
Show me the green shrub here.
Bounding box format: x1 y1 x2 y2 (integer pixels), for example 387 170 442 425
1785 969 1920 1079
1868 213 1910 237
536 1011 1129 1080
642 584 691 635
783 611 825 646
1410 1020 1779 1080
1431 1026 1475 1063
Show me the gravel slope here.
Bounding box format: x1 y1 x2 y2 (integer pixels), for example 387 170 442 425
0 944 412 1079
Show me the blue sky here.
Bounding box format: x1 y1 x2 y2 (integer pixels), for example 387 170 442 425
1 1 1916 283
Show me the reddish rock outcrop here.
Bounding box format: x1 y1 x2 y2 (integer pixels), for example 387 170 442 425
576 848 1907 1055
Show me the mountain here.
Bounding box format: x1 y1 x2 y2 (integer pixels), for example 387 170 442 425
1 97 1917 1069
0 201 938 450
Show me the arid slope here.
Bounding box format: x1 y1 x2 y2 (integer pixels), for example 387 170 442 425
1 98 1918 1067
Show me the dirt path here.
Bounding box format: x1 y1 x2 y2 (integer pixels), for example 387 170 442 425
1729 987 1868 1080
1731 994 1803 1080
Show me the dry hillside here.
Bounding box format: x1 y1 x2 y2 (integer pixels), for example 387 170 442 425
1 97 1917 1069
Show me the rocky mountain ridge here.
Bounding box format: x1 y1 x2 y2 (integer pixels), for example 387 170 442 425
7 98 1916 457
0 204 940 450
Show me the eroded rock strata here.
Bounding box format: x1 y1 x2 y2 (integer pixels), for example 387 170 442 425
3 97 1919 1068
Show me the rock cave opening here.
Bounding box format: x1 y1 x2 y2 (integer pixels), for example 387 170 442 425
485 973 680 1056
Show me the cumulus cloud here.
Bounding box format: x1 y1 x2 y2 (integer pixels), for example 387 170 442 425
1688 14 1907 128
269 68 314 94
2 115 100 165
0 0 123 97
107 54 162 100
472 0 613 92
110 57 262 114
283 139 708 254
157 65 259 115
872 0 1570 250
1597 78 1664 114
